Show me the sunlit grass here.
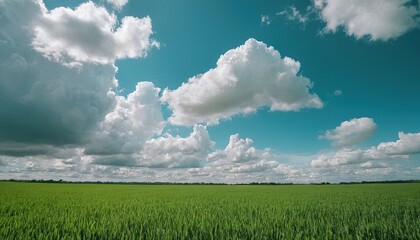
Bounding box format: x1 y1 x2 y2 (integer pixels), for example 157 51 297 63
0 182 419 239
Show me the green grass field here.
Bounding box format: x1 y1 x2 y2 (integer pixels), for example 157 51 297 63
0 182 419 239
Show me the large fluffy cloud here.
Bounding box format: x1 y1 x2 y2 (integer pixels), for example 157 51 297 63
320 117 377 147
0 0 116 145
85 82 164 156
32 1 158 65
162 38 323 126
314 0 420 41
224 134 259 163
0 0 158 150
208 133 275 172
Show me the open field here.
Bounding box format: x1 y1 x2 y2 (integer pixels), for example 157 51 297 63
0 182 419 239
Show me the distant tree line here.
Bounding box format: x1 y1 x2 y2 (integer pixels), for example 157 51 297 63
1 179 419 185
337 180 420 184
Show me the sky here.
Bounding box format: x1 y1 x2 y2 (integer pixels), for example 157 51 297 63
0 0 419 183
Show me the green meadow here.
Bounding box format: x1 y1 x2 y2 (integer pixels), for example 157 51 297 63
0 182 419 239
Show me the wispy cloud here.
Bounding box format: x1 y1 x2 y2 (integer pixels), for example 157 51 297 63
277 6 309 25
333 90 342 96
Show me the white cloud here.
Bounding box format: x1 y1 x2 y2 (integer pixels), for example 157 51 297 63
312 131 419 167
89 125 213 168
208 134 271 164
360 161 387 169
85 82 164 156
362 147 406 161
314 0 420 41
376 132 420 155
32 1 158 65
320 117 377 147
311 148 364 167
208 133 277 175
230 160 278 173
139 125 214 168
274 164 302 177
261 15 271 25
277 6 308 24
162 38 322 126
107 0 128 9
220 134 258 162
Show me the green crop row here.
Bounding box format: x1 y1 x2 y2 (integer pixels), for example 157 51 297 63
0 182 419 239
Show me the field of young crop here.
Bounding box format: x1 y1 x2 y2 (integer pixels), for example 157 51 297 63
0 182 419 239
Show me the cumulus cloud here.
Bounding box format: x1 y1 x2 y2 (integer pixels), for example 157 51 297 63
107 0 129 9
89 130 301 177
139 125 214 168
32 1 158 65
0 0 160 155
312 131 419 167
208 134 271 164
314 0 420 41
0 0 116 145
89 125 213 168
208 133 278 175
311 148 364 167
225 134 261 163
162 38 322 126
376 132 420 155
320 117 377 147
85 82 164 156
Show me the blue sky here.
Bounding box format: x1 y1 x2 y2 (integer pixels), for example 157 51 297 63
0 0 419 182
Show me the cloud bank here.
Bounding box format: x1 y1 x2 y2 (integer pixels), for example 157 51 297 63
162 38 322 125
313 118 419 171
0 1 418 183
312 132 420 167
